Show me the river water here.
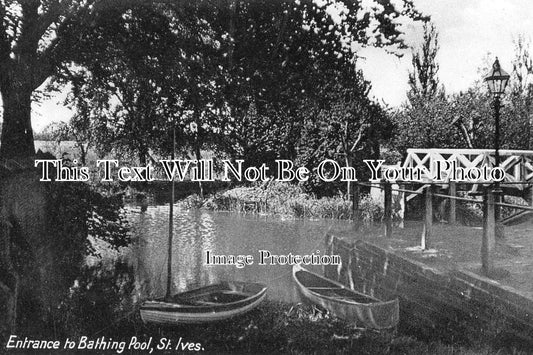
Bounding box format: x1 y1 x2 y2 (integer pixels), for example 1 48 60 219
124 204 355 303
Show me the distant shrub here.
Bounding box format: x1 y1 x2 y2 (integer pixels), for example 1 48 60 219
359 195 384 224
204 181 388 222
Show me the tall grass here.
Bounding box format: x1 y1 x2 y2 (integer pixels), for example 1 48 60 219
106 300 520 354
203 181 383 222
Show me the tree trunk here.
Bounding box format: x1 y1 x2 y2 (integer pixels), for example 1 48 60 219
0 84 35 160
79 144 88 166
139 149 147 166
529 109 533 150
0 215 18 337
195 144 204 200
345 155 352 199
192 107 204 200
0 273 17 337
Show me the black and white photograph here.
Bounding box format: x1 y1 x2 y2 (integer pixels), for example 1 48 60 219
1 0 533 354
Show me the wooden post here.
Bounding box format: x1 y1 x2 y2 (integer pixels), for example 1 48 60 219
384 181 392 238
422 185 433 250
482 188 496 275
324 234 333 278
397 183 405 229
449 181 456 224
352 182 360 230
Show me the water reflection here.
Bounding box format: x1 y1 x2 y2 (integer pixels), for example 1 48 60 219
126 205 355 303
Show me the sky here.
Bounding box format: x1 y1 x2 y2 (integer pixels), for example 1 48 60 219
18 0 533 131
359 0 533 107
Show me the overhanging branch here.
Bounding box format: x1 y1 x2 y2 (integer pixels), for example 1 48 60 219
34 35 61 89
349 121 368 153
35 0 71 41
0 2 12 77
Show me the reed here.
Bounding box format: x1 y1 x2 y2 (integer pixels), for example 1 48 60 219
203 181 384 222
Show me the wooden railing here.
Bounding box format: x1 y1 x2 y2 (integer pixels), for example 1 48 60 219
403 148 533 189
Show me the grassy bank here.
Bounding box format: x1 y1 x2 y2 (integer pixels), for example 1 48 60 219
198 181 383 222
85 301 510 355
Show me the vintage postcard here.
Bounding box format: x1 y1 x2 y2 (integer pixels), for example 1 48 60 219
1 1 532 354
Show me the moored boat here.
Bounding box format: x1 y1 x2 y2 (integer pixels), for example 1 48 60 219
292 264 399 329
140 124 267 325
140 281 267 324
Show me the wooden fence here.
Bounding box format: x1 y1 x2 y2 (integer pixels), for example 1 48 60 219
404 148 533 190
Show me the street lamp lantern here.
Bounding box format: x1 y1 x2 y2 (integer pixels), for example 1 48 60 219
483 57 510 169
484 58 510 96
484 57 510 242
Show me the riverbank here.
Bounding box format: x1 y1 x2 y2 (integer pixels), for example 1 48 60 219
12 202 528 354
47 183 529 354
196 181 383 222
75 300 513 355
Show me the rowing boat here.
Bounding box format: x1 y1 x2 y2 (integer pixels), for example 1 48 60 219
140 124 266 325
292 264 399 329
140 281 267 324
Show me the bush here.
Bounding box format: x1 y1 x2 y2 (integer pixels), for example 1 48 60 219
359 194 384 224
204 181 388 222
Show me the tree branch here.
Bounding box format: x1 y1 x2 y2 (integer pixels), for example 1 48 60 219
0 2 12 80
16 1 40 57
34 35 61 89
270 4 289 62
35 0 70 40
349 121 368 153
33 0 82 89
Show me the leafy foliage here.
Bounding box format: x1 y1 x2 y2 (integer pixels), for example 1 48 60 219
395 31 533 153
23 0 427 171
47 177 130 260
12 171 131 335
296 68 390 195
393 93 462 152
214 0 424 167
57 4 197 163
205 180 384 222
510 35 533 149
394 81 533 154
50 261 135 338
0 0 110 158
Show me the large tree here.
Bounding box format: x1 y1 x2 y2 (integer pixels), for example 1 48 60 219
1 1 77 159
0 0 150 160
214 0 426 164
0 0 426 161
59 3 193 164
394 43 533 154
407 21 440 101
296 67 390 196
394 21 464 152
510 35 533 148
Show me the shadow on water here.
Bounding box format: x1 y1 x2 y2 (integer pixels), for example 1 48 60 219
20 205 355 341
126 204 356 305
11 202 531 354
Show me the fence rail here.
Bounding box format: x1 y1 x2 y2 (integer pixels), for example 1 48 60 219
403 148 533 189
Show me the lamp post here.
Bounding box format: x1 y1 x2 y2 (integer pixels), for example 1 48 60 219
484 57 510 239
484 58 510 174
